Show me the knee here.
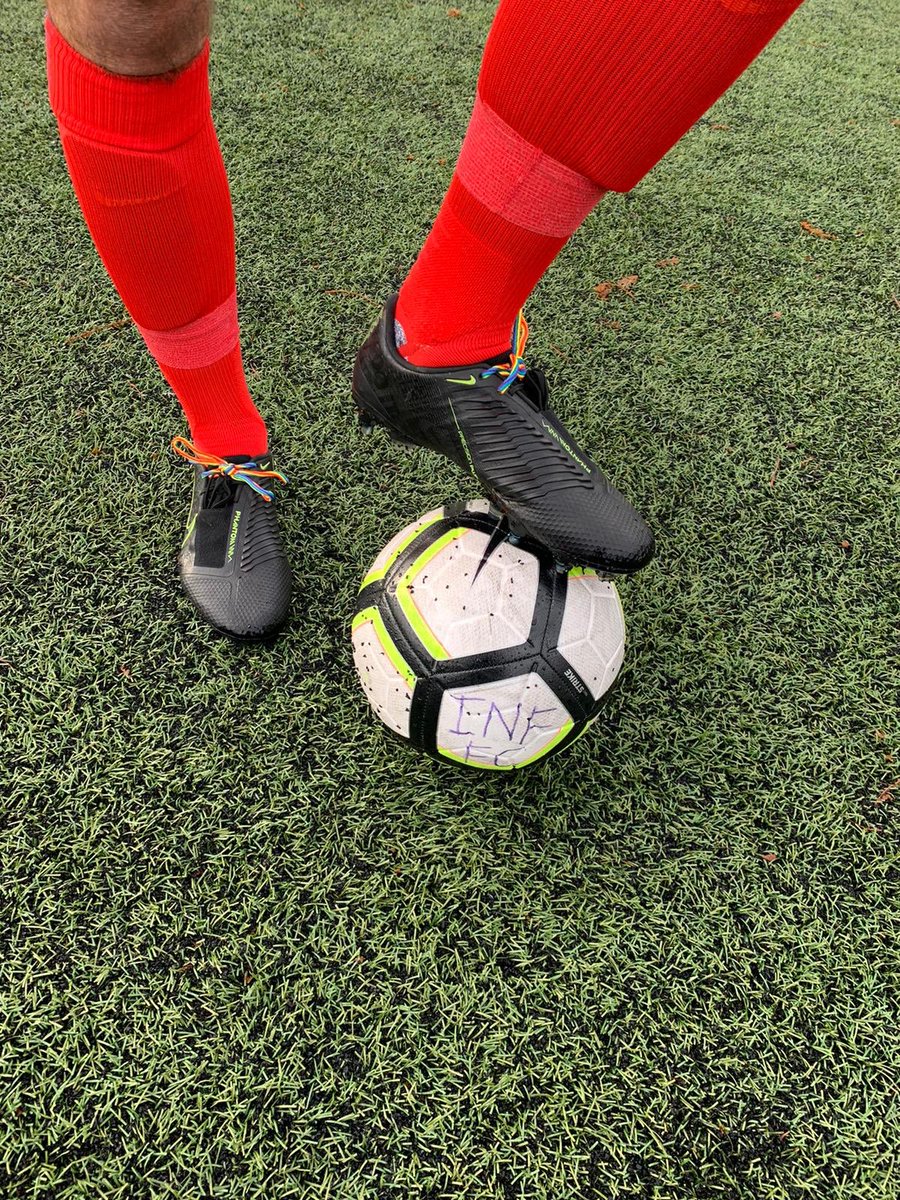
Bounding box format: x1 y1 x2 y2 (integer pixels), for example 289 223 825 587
47 0 210 75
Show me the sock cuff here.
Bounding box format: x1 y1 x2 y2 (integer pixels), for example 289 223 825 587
136 289 240 370
444 175 566 259
716 0 801 12
455 92 605 239
45 17 211 151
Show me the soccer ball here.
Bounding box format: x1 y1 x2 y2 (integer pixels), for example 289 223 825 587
351 499 626 769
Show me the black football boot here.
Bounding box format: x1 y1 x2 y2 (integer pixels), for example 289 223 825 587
352 296 654 575
172 437 292 640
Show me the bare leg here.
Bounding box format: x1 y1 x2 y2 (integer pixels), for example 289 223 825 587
46 0 209 76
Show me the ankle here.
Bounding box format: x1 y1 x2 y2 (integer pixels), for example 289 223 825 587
394 296 511 369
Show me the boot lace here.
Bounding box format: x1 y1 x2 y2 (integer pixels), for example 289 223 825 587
171 437 287 502
480 311 529 395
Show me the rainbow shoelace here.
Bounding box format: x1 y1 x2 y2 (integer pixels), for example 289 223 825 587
481 310 529 395
171 436 287 502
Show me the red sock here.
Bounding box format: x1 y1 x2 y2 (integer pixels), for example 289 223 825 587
45 18 267 459
395 0 803 367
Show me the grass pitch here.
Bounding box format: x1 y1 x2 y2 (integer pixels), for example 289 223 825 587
1 1 898 1196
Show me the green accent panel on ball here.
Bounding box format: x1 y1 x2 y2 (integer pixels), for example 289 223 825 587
564 714 597 748
438 747 516 771
351 606 417 689
350 606 375 634
395 529 466 661
514 720 575 767
359 511 446 590
438 720 576 770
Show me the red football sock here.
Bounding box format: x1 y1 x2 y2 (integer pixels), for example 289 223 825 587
395 0 803 367
45 18 267 459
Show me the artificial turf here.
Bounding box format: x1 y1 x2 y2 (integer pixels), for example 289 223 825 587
1 0 898 1196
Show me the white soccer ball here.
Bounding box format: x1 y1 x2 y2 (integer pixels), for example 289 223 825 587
352 500 626 769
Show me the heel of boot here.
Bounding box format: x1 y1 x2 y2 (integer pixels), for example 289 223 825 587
353 391 419 448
